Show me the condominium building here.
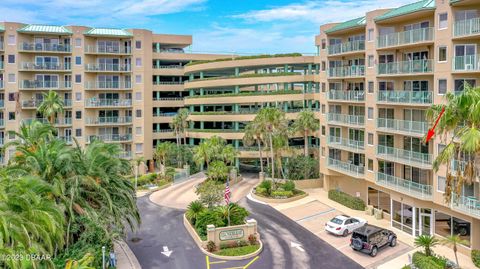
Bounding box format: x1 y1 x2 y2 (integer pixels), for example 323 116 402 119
315 0 479 254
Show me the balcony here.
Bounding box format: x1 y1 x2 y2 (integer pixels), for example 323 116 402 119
452 55 480 72
57 136 73 144
86 134 132 143
0 81 3 89
0 100 4 108
21 99 71 109
377 60 433 76
153 81 184 85
327 158 365 178
327 90 365 102
451 193 480 218
85 99 132 108
453 17 480 38
327 136 364 153
84 81 132 90
85 116 133 125
20 80 72 90
376 118 428 137
55 118 72 126
376 145 432 169
118 150 133 159
0 119 4 127
327 40 365 55
327 113 365 127
0 41 3 51
328 66 365 78
376 172 432 200
85 63 132 72
377 27 433 49
0 61 3 70
20 62 71 71
84 45 131 55
153 65 184 69
377 90 433 105
20 43 71 53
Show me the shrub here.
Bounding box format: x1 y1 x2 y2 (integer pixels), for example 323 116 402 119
473 250 480 268
328 190 365 211
412 252 446 269
237 240 248 247
248 234 257 245
283 180 295 192
195 180 224 208
258 180 272 195
401 266 411 269
285 155 319 180
207 241 216 252
136 172 158 186
186 200 205 225
227 203 250 226
271 190 293 198
195 210 224 237
255 187 267 195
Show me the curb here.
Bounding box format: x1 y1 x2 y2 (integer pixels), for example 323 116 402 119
250 183 309 204
114 239 142 269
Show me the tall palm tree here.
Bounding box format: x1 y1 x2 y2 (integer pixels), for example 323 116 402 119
37 90 65 124
221 144 238 166
193 140 211 170
170 116 181 147
133 156 145 190
154 142 175 175
414 235 439 257
244 121 265 173
426 86 480 202
177 108 190 145
207 160 229 182
292 109 320 156
441 235 469 267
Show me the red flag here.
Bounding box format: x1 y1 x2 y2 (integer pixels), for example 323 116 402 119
426 107 445 143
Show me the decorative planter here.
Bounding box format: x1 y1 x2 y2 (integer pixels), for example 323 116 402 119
365 205 374 216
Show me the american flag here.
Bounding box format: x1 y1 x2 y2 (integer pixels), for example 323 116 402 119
224 177 231 205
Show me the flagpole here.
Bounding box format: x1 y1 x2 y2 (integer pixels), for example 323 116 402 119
227 175 231 226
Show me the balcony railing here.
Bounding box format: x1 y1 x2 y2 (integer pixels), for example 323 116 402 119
327 136 364 152
57 136 72 144
85 99 132 107
84 45 132 55
20 62 71 71
153 81 184 85
85 63 132 72
327 113 365 126
377 27 433 48
377 90 433 104
327 158 365 178
453 17 480 37
87 134 132 143
452 55 480 71
376 172 432 200
377 60 433 75
22 118 49 124
55 118 72 125
377 118 428 136
327 40 365 55
20 43 71 53
327 90 365 102
451 193 480 217
84 81 132 90
328 65 365 78
153 65 184 69
20 80 72 90
85 116 133 125
118 151 133 159
153 97 184 101
153 129 174 133
376 145 432 168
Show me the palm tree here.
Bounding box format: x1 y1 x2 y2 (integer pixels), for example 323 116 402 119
244 121 265 174
207 160 229 182
133 156 145 190
292 109 319 156
185 200 205 225
414 235 439 257
37 90 65 124
154 142 175 175
426 86 480 202
221 144 238 166
193 140 211 170
170 116 181 147
441 235 469 267
177 108 190 145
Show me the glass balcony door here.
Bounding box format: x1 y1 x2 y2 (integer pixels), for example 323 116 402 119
454 44 477 70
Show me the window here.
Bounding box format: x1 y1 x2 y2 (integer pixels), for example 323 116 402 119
135 143 143 153
8 74 15 83
75 111 82 119
135 75 142 84
367 29 374 41
75 56 82 65
8 112 15 120
135 40 142 49
321 125 326 136
321 39 326 50
454 79 475 93
7 55 15 64
438 79 447 95
321 83 326 92
135 92 142 101
321 147 325 157
8 93 15 101
368 81 374 93
368 55 374 67
136 58 142 67
321 104 325 114
75 129 82 137
75 92 82 101
435 211 471 247
136 109 142 118
367 107 373 119
321 61 326 71
8 132 15 139
438 46 447 62
7 35 15 45
75 74 81 83
75 38 82 47
439 13 448 30
368 159 373 171
437 144 446 155
437 176 446 193
368 133 374 145
136 127 142 135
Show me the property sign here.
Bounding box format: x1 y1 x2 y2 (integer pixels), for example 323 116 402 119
219 229 244 241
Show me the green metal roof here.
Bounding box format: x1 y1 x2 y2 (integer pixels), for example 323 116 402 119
325 17 366 34
375 0 435 22
17 24 72 34
84 28 132 37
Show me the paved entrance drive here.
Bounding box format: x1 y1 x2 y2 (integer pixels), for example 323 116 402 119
275 200 412 269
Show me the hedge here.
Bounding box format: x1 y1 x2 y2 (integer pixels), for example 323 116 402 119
473 250 480 268
271 190 293 198
328 189 365 211
412 252 446 269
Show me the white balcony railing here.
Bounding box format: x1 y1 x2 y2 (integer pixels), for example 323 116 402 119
328 65 365 78
377 27 434 48
376 172 432 200
87 134 132 143
452 55 480 71
327 90 365 102
327 40 365 55
327 113 365 126
327 158 365 178
84 81 132 90
20 42 71 53
84 45 131 54
378 60 433 75
453 17 480 37
85 99 132 107
327 136 364 153
85 63 132 72
20 62 71 71
376 118 428 136
377 145 432 168
377 90 433 104
85 116 133 125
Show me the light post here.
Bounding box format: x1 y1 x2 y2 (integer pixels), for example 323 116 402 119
102 246 106 269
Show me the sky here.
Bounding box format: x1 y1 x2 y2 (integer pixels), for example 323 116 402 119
1 0 416 54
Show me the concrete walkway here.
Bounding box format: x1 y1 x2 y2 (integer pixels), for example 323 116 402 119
114 240 141 269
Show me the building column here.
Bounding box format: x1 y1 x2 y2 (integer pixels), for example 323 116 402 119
235 67 239 76
307 63 312 75
200 72 204 79
156 43 160 53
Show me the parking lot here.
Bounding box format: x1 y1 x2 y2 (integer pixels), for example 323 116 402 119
276 200 412 269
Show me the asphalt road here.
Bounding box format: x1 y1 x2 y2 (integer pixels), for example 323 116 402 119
127 192 363 269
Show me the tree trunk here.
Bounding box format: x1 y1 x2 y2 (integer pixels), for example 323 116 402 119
183 132 187 145
304 130 308 157
257 139 264 173
269 133 275 180
454 246 459 267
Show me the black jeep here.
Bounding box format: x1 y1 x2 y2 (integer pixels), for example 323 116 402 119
350 224 397 257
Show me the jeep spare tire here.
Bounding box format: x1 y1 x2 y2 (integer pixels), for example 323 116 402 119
352 238 363 250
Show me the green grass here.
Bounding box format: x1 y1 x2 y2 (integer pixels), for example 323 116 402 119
214 244 260 256
185 53 303 66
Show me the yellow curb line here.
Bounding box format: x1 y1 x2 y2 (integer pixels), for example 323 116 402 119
243 256 259 269
206 255 210 269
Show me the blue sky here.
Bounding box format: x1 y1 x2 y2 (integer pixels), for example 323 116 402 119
2 0 414 54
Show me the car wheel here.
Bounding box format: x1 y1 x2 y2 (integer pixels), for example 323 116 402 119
390 237 397 247
343 229 349 237
459 227 468 236
370 246 378 257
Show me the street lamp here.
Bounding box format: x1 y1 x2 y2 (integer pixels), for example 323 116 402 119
102 246 106 269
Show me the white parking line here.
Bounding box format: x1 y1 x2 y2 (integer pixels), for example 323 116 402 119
295 208 336 222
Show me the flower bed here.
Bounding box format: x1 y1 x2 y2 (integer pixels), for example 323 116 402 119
215 244 260 256
252 180 308 203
